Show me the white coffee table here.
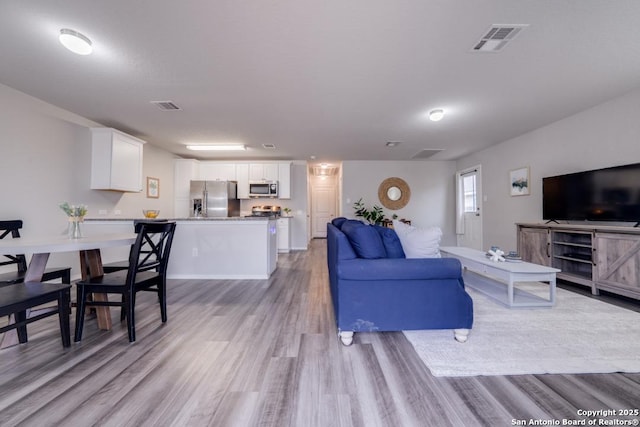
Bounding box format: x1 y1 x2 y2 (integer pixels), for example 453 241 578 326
440 246 560 308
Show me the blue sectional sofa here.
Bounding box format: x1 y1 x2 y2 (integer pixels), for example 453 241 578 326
327 218 473 345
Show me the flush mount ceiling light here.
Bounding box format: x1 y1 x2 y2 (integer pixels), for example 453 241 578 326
186 144 246 151
59 28 93 55
429 109 445 122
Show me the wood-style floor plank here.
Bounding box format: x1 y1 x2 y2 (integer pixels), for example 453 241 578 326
1 239 639 426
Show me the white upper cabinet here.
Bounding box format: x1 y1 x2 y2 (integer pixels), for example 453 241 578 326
236 163 250 199
173 159 291 202
249 163 279 181
90 128 145 192
199 162 237 181
174 159 200 199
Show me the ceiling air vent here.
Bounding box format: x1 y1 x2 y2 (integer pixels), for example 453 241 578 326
472 24 528 52
150 101 181 111
262 144 276 149
412 149 443 159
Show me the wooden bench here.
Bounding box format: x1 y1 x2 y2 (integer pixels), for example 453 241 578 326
0 282 72 347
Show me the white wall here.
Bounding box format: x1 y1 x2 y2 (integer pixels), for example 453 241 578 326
280 161 308 250
341 160 458 245
0 83 177 274
457 87 640 252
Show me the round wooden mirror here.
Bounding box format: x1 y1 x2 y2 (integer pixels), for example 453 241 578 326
378 177 410 210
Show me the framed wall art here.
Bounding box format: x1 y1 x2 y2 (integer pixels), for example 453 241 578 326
147 177 159 198
509 167 530 196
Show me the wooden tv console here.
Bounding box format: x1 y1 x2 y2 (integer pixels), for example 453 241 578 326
517 223 640 301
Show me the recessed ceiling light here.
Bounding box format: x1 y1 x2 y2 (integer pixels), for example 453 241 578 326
429 109 445 122
386 141 401 147
59 28 93 55
186 144 246 151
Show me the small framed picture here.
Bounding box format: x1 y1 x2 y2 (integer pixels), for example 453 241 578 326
147 177 159 198
510 167 530 196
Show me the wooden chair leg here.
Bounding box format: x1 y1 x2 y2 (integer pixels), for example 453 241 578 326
125 293 136 342
74 287 87 342
15 311 28 343
160 283 167 323
58 289 71 347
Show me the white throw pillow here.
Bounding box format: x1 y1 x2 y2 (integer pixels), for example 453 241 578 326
392 220 442 258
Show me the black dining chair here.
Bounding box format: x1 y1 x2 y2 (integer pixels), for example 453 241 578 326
0 220 72 285
74 221 176 343
101 219 169 273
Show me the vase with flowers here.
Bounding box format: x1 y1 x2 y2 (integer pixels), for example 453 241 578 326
60 202 88 239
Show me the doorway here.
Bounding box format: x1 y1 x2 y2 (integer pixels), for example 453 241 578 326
456 165 483 250
309 173 338 239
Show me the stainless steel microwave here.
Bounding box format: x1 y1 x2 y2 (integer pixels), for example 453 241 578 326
249 181 278 197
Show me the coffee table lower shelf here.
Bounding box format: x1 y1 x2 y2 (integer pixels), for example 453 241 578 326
463 270 555 309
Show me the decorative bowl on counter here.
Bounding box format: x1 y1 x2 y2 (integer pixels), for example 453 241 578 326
143 209 160 219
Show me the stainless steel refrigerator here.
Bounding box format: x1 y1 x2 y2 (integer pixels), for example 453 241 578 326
189 180 240 217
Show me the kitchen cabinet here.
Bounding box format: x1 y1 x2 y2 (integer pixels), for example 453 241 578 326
249 163 278 181
199 162 236 181
174 159 200 217
173 159 290 203
277 217 291 253
90 128 145 192
236 163 250 199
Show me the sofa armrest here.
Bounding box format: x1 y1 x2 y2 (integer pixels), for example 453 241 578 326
337 257 463 281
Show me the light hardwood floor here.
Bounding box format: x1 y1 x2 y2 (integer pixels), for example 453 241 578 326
1 239 639 427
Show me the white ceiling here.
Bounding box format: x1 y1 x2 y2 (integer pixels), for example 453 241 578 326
2 1 640 165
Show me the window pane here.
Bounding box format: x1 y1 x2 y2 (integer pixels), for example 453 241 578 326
463 175 476 212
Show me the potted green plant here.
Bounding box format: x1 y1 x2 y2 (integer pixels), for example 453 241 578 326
353 198 386 225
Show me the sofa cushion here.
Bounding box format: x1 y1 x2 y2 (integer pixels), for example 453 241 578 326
338 257 463 281
331 217 348 228
393 220 442 258
341 221 387 259
373 225 405 258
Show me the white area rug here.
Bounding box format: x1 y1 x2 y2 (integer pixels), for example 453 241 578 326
403 284 640 377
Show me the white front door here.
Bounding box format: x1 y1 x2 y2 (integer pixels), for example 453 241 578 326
456 166 483 250
311 176 337 238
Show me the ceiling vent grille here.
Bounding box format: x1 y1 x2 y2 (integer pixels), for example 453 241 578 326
412 149 443 159
472 24 528 52
262 143 276 149
150 101 181 111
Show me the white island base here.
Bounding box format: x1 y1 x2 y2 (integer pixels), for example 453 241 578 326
168 219 278 279
84 218 278 280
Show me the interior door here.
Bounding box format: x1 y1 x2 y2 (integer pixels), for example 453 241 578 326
456 166 483 250
311 176 337 238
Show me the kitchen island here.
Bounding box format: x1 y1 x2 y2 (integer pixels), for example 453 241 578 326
84 217 278 279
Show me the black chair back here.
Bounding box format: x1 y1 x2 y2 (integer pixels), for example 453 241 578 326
0 220 28 273
126 221 176 285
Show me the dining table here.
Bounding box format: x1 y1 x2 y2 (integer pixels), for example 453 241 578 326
0 232 136 347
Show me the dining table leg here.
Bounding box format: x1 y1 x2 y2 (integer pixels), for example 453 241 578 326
79 249 112 330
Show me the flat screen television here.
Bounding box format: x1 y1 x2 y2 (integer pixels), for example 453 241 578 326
542 163 640 223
